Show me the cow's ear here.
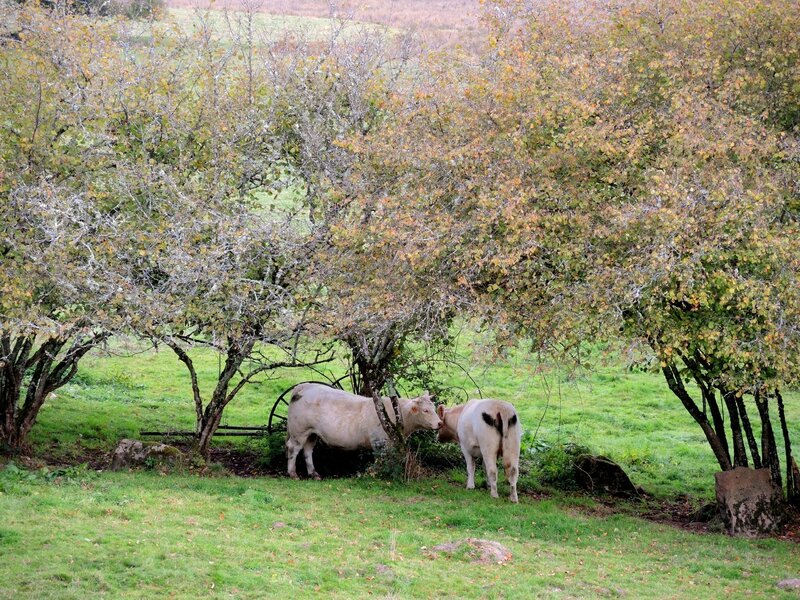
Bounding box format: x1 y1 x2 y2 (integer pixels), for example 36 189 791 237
436 404 444 418
410 403 419 413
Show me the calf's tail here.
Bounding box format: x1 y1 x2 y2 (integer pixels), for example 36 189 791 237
481 410 519 458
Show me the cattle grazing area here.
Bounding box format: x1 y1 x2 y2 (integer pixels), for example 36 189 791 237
2 468 798 599
2 343 798 598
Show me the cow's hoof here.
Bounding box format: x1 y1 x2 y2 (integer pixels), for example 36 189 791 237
289 473 300 480
466 483 475 490
312 473 322 481
510 495 519 503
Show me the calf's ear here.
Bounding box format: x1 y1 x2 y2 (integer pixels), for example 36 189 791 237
410 404 419 413
436 404 445 418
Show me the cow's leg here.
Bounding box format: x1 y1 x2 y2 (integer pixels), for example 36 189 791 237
303 436 321 480
505 459 519 503
462 446 476 490
481 443 499 498
286 436 303 480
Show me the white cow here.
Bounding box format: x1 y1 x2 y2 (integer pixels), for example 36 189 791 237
437 399 522 502
286 383 442 480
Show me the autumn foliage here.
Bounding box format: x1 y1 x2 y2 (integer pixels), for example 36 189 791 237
344 0 800 500
1 0 799 503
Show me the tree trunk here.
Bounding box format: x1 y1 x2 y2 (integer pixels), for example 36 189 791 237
197 410 224 461
370 390 405 447
735 393 761 468
722 389 749 468
0 331 107 454
754 388 782 489
0 366 24 452
191 338 254 461
776 390 800 507
346 331 396 398
662 363 732 471
353 354 388 397
703 386 731 467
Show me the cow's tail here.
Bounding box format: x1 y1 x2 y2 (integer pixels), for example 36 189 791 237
481 408 519 460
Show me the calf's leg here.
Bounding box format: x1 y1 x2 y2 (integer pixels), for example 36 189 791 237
505 460 519 503
303 436 321 480
462 446 477 490
286 436 303 479
483 452 499 498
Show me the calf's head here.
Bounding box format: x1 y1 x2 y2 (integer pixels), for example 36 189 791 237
405 392 442 432
435 404 462 443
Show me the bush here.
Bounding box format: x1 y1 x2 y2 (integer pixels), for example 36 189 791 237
522 434 592 490
368 441 413 482
253 433 289 472
408 430 464 472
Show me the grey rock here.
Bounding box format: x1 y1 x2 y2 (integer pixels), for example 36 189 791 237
110 439 185 471
429 538 512 564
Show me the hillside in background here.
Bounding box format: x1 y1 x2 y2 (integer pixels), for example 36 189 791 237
164 0 484 46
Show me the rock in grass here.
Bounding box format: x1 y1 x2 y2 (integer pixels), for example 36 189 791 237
110 439 185 471
428 538 512 564
574 455 640 497
777 579 800 589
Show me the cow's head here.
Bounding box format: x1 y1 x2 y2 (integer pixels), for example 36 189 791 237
436 404 462 443
407 391 442 431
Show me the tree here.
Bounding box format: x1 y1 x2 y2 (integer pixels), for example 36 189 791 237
0 4 128 452
352 0 800 502
260 20 464 401
88 9 337 460
0 2 327 457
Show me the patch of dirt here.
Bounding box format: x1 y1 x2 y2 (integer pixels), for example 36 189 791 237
205 446 282 477
35 442 113 472
567 491 800 542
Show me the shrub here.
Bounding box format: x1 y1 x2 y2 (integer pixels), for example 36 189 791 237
408 430 464 472
522 434 592 490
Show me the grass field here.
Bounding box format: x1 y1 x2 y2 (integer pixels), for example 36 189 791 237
2 337 798 598
2 465 800 599
160 7 392 43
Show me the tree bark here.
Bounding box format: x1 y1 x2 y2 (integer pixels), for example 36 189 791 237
721 389 749 467
662 362 732 471
703 385 730 466
166 340 204 435
754 388 782 489
194 339 253 460
683 353 730 465
347 331 396 397
776 389 799 507
735 393 761 468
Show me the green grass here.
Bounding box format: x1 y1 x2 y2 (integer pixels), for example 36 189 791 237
31 338 800 499
7 336 800 598
1 468 797 599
